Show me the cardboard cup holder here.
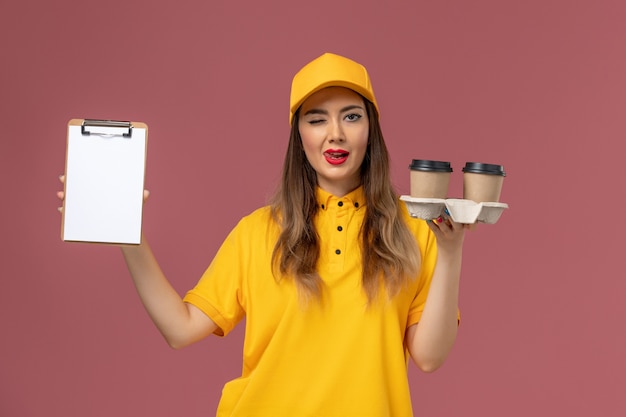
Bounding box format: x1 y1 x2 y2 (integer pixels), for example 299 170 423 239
400 196 508 224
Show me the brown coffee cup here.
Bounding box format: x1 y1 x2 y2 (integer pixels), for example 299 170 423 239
409 159 453 199
462 162 506 202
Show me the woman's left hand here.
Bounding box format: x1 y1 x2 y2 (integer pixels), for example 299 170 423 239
426 210 470 254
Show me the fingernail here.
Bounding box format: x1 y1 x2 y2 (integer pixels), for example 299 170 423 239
444 208 450 215
436 216 443 223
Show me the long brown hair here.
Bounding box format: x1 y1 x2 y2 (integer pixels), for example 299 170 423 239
270 98 420 303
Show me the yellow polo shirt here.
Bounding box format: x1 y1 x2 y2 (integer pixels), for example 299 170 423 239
183 187 439 417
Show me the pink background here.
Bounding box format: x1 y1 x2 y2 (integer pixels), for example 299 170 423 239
2 0 625 415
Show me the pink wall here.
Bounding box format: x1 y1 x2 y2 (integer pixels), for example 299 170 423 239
2 0 626 415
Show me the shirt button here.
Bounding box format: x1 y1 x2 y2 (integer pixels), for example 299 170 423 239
338 201 343 207
337 226 343 231
354 202 359 208
321 204 325 209
335 249 341 255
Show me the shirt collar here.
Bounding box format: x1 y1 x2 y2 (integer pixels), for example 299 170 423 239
315 186 366 211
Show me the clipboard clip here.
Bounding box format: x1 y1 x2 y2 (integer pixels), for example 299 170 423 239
81 119 133 137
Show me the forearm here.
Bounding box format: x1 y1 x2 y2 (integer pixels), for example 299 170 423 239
409 247 462 372
121 237 213 348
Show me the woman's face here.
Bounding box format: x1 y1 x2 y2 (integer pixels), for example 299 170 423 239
298 86 369 197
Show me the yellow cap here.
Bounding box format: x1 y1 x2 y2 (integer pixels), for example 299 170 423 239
289 53 379 125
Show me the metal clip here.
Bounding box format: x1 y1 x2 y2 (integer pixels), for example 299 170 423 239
81 119 133 137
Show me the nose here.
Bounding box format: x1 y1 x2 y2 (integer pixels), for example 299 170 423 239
327 118 345 143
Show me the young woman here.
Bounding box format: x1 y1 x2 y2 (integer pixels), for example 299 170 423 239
59 53 467 417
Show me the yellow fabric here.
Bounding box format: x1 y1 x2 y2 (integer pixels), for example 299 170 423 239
289 52 379 124
183 187 440 417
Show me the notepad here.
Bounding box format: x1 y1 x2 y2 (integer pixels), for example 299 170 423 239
62 119 148 245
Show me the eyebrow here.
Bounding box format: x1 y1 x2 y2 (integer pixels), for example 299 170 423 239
303 104 365 116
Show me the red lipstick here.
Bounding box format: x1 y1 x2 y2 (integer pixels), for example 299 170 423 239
324 149 349 165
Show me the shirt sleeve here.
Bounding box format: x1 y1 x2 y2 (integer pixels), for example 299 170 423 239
402 207 462 327
183 219 248 337
405 217 439 327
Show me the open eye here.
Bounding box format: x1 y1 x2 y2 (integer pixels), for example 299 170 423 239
345 113 363 122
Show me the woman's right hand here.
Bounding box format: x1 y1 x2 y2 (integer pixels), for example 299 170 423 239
57 174 214 347
56 175 65 213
